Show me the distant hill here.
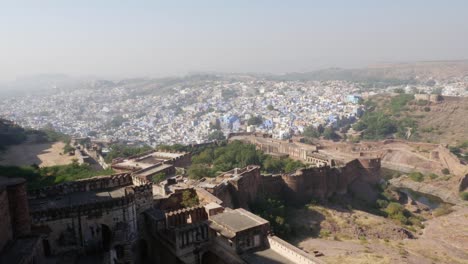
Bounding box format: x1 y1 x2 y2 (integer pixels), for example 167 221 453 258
269 60 468 84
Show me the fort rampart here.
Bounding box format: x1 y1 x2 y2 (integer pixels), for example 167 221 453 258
267 236 323 264
29 173 133 199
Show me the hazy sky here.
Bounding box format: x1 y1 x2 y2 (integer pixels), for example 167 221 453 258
1 0 467 81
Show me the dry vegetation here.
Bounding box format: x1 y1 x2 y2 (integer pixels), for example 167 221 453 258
289 204 468 264
369 95 468 145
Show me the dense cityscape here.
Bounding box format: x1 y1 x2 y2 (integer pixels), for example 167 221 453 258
1 1 468 263
1 75 467 146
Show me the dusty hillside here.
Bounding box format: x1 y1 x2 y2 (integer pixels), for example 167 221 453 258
290 204 468 264
368 61 468 81
370 95 468 146
275 61 468 83
411 96 468 145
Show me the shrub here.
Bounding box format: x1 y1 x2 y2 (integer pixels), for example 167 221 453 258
423 106 431 112
247 116 263 126
460 192 468 201
390 94 414 113
408 172 424 182
319 229 331 238
152 172 166 183
408 216 423 228
392 212 409 225
181 190 199 208
428 173 438 180
376 199 389 209
441 168 450 175
416 100 428 106
187 164 214 179
208 130 226 141
433 204 453 217
385 202 404 215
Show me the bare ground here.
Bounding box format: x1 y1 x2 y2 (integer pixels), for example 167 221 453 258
0 141 76 167
289 205 468 264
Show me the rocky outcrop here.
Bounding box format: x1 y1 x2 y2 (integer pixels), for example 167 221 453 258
389 176 462 204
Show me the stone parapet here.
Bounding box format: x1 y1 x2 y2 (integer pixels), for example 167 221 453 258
29 173 132 199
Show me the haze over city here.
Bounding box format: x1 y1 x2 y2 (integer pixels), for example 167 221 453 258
0 1 467 264
1 0 468 82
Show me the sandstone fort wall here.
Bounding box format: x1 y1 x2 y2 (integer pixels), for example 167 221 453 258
0 188 12 251
29 173 133 199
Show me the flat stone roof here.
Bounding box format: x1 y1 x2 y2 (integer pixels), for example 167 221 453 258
210 208 269 234
113 151 187 170
136 164 173 178
205 202 223 210
29 186 130 212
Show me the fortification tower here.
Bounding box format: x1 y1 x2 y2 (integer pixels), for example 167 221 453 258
1 177 31 237
357 158 381 184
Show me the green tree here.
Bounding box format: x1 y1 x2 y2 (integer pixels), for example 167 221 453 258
187 164 214 179
390 94 414 113
152 172 166 183
104 144 153 162
267 105 275 111
192 149 214 164
302 125 321 138
248 116 263 126
208 130 226 141
354 111 397 140
322 127 339 140
263 156 284 173
284 159 304 173
181 190 199 208
250 194 292 238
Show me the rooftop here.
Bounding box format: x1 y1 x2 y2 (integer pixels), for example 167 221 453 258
209 208 269 235
113 151 187 170
136 163 173 178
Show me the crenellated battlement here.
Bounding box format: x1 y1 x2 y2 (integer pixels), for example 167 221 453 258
30 195 136 222
165 206 208 228
29 173 133 199
131 174 152 186
132 182 152 193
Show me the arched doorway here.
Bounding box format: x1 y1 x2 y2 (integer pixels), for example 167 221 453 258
139 239 148 260
101 224 112 251
42 239 51 257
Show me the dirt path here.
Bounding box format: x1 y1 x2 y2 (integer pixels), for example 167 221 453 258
0 142 76 167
